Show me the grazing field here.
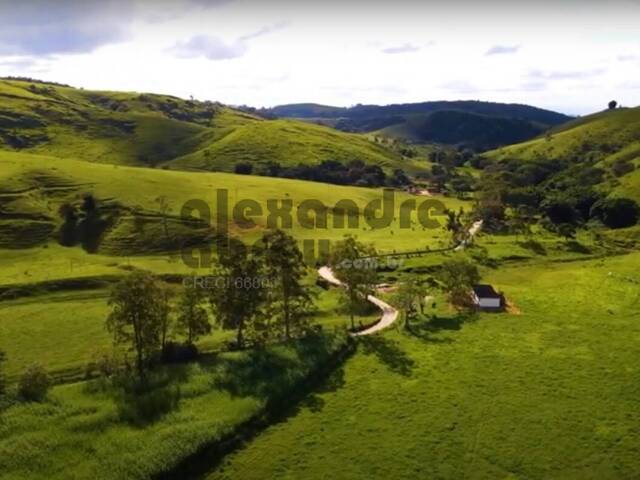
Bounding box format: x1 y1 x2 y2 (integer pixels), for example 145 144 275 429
206 253 640 480
0 285 371 383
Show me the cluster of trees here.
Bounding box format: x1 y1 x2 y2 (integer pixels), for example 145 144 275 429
391 277 429 330
423 148 478 196
59 194 111 252
471 156 640 235
390 258 481 330
437 258 481 310
235 159 410 188
106 229 315 380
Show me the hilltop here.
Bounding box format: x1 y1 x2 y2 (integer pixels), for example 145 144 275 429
0 79 413 177
264 100 572 150
485 106 640 201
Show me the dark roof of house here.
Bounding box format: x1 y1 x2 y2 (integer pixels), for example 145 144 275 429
473 284 501 299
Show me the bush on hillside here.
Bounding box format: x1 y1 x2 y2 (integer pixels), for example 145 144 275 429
590 198 640 229
18 363 51 402
611 159 635 177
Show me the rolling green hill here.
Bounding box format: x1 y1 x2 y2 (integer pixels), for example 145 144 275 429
265 100 572 150
0 79 410 174
486 106 640 201
0 150 464 270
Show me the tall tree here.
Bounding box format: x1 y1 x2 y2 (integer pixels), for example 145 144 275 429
106 271 165 380
177 281 211 344
209 240 265 349
445 209 464 246
438 258 480 310
330 236 378 330
392 277 426 330
259 230 312 340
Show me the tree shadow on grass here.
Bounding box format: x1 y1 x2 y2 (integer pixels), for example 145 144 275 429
565 240 591 254
407 312 477 344
212 334 344 402
297 367 347 413
519 239 547 256
113 365 191 427
359 335 415 377
212 348 299 400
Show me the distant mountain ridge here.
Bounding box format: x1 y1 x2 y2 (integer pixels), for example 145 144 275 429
263 100 573 151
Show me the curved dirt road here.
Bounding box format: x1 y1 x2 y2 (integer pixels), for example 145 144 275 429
317 266 399 336
318 220 480 336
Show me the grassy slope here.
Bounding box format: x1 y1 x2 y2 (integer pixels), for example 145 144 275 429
0 151 463 283
168 118 408 172
207 252 640 480
0 79 410 173
485 106 640 200
486 107 640 162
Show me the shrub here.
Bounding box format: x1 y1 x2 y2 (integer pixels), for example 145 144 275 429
234 162 254 175
18 363 51 402
590 197 640 229
85 350 119 380
611 159 635 177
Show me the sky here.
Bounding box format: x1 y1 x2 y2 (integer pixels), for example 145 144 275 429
0 0 639 115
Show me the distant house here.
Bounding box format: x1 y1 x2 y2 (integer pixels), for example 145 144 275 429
472 284 504 311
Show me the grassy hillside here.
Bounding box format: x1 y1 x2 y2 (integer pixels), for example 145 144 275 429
0 79 408 173
485 106 640 201
488 107 640 163
167 118 405 172
0 150 465 286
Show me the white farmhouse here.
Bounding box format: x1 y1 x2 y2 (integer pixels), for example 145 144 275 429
472 284 504 311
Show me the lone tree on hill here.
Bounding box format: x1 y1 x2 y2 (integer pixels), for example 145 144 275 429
330 236 378 330
106 271 166 380
438 258 480 310
259 230 312 340
608 100 617 110
177 280 211 345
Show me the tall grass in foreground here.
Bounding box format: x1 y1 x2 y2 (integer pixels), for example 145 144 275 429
0 332 351 480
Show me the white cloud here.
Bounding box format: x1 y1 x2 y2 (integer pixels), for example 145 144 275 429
169 35 247 60
485 45 520 56
381 43 421 54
